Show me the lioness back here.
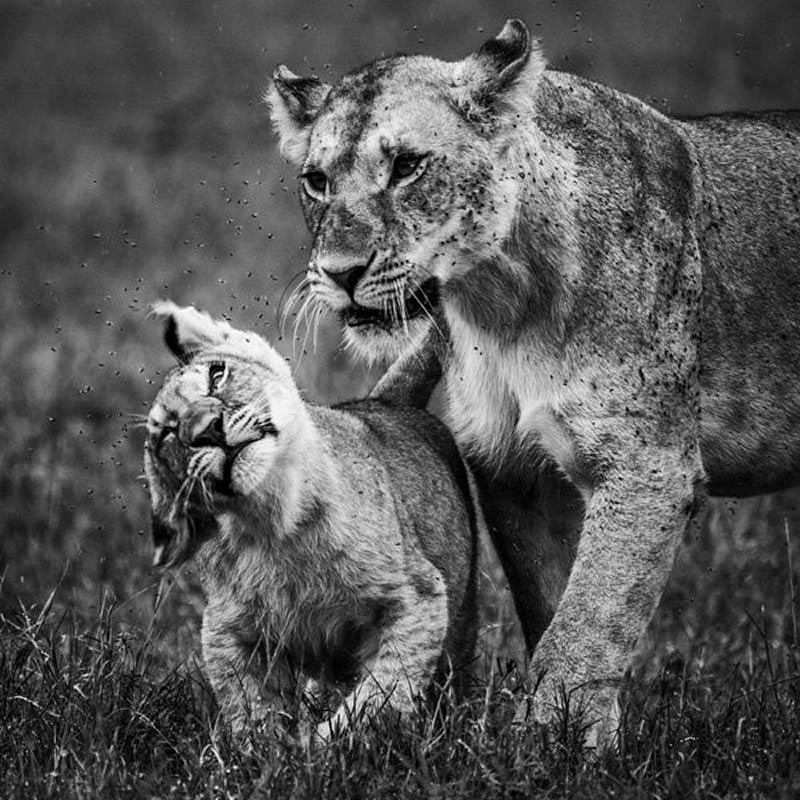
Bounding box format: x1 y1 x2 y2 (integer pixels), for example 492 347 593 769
680 111 800 495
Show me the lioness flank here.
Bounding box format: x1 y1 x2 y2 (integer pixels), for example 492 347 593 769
268 19 800 744
144 302 478 741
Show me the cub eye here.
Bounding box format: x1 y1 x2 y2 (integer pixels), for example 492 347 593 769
208 361 228 393
301 170 329 200
391 152 426 185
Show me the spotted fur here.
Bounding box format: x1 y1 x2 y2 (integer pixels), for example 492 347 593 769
144 302 479 740
269 19 800 745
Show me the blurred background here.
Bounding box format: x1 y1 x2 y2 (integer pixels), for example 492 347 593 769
1 0 799 667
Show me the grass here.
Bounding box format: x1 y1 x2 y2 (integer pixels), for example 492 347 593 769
2 1 800 797
2 581 800 799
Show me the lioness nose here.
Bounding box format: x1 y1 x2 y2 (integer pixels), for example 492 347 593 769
322 263 368 296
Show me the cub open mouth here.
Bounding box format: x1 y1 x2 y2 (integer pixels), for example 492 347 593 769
219 443 249 492
340 278 440 330
185 443 248 501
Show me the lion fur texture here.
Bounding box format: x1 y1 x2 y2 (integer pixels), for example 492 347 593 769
143 303 479 740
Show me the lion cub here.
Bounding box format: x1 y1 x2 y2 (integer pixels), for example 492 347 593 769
143 301 478 740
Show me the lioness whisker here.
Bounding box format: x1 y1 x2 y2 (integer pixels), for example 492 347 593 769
311 300 325 353
277 270 311 332
290 284 316 361
405 275 446 344
296 299 319 366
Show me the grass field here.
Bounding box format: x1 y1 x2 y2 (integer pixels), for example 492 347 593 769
2 1 800 797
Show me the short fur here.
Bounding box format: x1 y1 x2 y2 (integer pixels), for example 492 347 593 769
268 19 800 745
143 303 478 740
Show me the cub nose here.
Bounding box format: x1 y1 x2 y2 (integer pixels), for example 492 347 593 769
180 408 225 448
321 263 368 296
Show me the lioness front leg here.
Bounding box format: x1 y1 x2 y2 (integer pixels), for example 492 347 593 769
522 444 703 746
316 592 448 741
473 464 583 653
202 603 296 738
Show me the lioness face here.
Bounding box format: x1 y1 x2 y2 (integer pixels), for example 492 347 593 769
269 22 542 360
295 73 496 359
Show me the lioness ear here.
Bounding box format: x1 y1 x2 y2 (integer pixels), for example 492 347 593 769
150 300 231 364
266 66 331 165
453 19 545 124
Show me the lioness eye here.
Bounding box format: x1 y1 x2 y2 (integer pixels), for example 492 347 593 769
208 361 228 392
391 153 425 184
301 170 328 199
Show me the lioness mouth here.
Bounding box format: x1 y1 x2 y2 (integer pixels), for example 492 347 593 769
341 278 440 329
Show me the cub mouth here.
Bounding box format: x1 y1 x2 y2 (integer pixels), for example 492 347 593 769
218 442 250 493
152 430 248 502
340 278 440 331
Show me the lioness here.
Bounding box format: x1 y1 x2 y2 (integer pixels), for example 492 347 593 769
143 302 478 740
267 20 800 743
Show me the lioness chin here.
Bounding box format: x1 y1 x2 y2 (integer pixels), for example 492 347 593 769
144 302 478 741
268 20 800 745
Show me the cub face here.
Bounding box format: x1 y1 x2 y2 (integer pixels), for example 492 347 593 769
268 20 545 361
144 302 301 567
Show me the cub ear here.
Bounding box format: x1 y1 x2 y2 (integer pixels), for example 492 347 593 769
266 66 331 165
150 300 232 364
149 299 293 379
452 19 545 124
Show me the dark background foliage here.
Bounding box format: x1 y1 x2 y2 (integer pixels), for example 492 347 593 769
1 0 799 744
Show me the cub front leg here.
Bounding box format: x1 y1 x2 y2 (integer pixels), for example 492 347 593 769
202 602 295 737
316 590 449 741
522 444 704 746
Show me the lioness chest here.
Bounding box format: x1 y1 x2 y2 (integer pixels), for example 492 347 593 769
444 315 594 492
